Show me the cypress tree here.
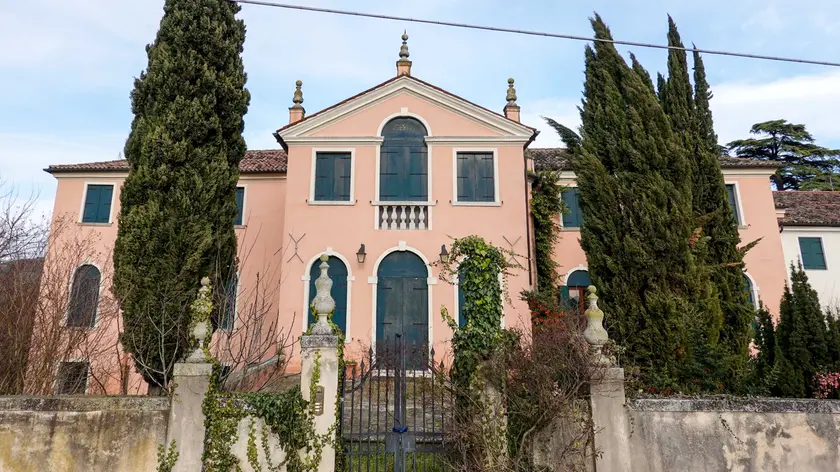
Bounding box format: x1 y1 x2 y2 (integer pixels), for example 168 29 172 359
113 0 250 387
774 264 829 397
574 15 713 387
660 18 754 390
748 305 776 394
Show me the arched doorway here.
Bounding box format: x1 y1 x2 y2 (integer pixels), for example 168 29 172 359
308 256 348 334
376 251 428 368
560 269 591 314
379 117 428 201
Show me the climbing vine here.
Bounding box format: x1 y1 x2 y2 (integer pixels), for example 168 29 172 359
529 170 566 293
156 441 179 472
196 293 346 472
438 235 515 388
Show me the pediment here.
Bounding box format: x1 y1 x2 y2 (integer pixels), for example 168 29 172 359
276 75 536 141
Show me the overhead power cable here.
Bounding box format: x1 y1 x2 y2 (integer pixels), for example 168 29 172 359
229 0 840 68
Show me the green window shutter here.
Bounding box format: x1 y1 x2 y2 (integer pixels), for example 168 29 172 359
457 152 495 202
234 187 245 225
726 184 741 224
457 153 476 201
477 153 495 202
799 237 827 270
221 275 238 330
744 275 755 307
82 185 113 223
407 147 428 201
558 285 570 305
314 154 334 201
336 153 351 201
562 189 582 228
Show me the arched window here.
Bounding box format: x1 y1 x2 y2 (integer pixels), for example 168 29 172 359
308 256 348 334
380 117 428 201
744 274 757 309
220 274 238 331
68 265 100 327
560 269 591 314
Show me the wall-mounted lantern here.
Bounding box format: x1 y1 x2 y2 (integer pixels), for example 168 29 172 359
439 244 450 264
356 244 367 264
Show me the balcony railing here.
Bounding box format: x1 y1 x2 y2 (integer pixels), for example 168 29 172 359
372 201 435 230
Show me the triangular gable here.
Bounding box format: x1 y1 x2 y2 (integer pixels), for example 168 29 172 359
276 75 537 141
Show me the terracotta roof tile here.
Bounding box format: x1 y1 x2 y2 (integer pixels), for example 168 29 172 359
774 191 840 227
46 150 288 174
526 148 781 171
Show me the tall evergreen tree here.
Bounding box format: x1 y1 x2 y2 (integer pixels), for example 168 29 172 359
728 120 840 190
774 264 829 397
659 18 754 389
573 15 716 387
113 0 250 387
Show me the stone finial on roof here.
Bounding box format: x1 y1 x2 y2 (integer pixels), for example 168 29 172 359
506 78 517 106
289 80 305 124
397 31 412 76
504 78 520 122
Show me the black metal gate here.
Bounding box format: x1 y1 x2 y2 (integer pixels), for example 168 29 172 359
339 335 452 471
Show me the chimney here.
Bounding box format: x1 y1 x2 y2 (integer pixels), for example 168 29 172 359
396 31 412 76
503 78 520 122
289 80 305 124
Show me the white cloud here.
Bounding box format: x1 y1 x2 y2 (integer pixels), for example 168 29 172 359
711 70 840 147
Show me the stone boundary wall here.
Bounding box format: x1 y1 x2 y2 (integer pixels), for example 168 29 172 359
0 396 170 472
625 397 840 472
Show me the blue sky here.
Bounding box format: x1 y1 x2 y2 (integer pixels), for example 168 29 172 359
3 0 840 218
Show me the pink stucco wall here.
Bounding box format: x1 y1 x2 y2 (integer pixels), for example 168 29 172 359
45 173 286 394
552 171 787 316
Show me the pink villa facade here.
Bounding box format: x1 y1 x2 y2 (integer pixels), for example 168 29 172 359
42 38 788 394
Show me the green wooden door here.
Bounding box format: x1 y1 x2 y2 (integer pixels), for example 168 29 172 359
376 252 429 369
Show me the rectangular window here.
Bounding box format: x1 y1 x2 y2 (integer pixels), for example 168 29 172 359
220 275 238 330
313 152 351 202
456 152 495 202
561 188 583 228
799 237 827 270
725 184 742 225
82 184 114 223
234 187 245 226
55 361 89 395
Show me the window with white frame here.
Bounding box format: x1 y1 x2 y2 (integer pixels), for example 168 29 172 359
55 361 89 394
313 152 352 202
455 151 496 202
67 264 100 328
82 184 114 223
725 184 743 225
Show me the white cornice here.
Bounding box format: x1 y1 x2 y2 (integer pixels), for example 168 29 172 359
50 172 128 180
553 168 775 181
283 136 384 146
781 226 840 233
279 76 534 139
425 136 530 145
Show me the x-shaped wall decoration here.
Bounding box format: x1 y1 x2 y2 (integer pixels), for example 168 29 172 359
503 235 524 269
286 232 306 263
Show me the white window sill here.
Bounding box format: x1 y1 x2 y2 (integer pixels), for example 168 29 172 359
234 225 246 229
77 222 113 227
561 227 581 232
370 200 437 206
306 200 356 206
737 224 749 230
451 201 501 207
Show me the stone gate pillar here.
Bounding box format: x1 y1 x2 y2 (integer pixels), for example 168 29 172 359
300 255 340 472
584 286 631 472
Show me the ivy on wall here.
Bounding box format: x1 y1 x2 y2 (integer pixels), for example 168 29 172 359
438 235 515 387
529 170 566 293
